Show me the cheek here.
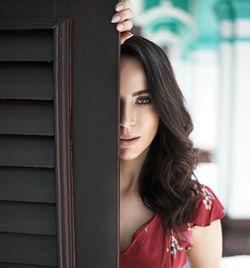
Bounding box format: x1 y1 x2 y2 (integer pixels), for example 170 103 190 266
149 115 159 136
140 110 159 136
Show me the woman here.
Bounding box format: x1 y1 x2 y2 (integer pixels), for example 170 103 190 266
111 1 225 267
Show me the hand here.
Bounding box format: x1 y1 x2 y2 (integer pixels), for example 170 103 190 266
111 0 134 45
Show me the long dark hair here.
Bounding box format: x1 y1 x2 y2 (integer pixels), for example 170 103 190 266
121 35 202 235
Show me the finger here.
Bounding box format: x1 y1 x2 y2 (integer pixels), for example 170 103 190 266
120 32 134 45
115 0 132 12
116 20 133 32
111 9 133 23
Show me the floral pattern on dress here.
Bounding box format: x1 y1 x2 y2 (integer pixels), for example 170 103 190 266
193 183 215 210
167 225 194 256
201 186 214 210
165 184 219 258
169 230 183 256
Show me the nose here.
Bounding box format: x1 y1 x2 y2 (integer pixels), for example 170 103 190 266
120 100 136 128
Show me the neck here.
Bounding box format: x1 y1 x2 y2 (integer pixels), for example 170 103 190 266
120 147 149 197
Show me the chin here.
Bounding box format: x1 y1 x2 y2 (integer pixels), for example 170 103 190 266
119 151 140 161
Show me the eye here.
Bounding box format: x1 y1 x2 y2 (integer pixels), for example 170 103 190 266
136 96 152 105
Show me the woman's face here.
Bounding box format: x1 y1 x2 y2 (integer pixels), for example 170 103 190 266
120 57 159 160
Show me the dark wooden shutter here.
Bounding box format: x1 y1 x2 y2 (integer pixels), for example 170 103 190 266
0 22 73 267
0 28 57 267
0 1 119 268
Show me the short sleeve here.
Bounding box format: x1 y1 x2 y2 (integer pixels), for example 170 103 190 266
191 184 225 227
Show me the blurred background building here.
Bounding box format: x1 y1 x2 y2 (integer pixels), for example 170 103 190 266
130 0 250 260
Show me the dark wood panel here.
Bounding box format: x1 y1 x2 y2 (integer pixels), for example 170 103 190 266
0 136 54 168
68 0 120 266
0 202 56 235
0 233 57 266
0 100 54 135
0 0 55 19
0 263 56 268
0 63 53 100
0 167 55 203
0 30 53 62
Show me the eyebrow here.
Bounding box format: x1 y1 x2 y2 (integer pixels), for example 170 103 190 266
132 89 150 97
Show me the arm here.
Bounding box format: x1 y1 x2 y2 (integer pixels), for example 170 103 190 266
111 0 134 45
186 219 223 268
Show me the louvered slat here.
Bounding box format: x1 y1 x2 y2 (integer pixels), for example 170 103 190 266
0 62 53 100
0 100 54 135
0 30 53 62
0 167 55 203
0 201 56 235
0 233 57 266
0 136 54 167
0 263 56 268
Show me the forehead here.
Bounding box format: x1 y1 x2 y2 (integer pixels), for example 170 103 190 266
120 58 147 96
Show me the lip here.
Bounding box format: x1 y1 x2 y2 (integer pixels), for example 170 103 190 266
120 134 140 139
120 135 140 146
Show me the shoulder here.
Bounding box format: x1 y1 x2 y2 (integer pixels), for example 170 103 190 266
191 183 225 227
170 182 225 244
186 218 223 267
185 183 225 267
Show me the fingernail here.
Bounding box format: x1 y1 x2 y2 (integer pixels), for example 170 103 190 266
111 15 120 23
116 4 123 12
117 24 124 31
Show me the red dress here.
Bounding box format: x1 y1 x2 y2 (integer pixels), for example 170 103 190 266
119 184 225 268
